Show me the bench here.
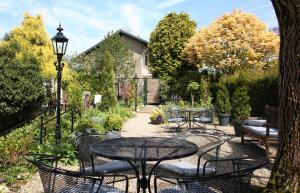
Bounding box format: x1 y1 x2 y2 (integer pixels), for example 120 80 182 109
241 106 278 158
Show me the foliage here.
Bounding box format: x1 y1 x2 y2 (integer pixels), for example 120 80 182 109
215 83 231 113
95 51 117 111
0 39 44 131
110 105 134 120
0 122 37 167
6 13 72 80
66 81 83 109
150 108 165 123
182 10 279 74
198 79 212 108
30 144 77 165
104 114 123 131
220 69 278 116
231 86 251 120
70 32 135 93
149 12 196 78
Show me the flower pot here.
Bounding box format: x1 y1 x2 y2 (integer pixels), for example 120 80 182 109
151 119 163 125
218 113 230 126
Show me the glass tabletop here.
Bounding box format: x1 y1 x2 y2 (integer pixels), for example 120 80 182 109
90 137 198 161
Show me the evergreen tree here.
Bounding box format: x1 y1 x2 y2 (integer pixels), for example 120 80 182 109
0 36 44 131
94 51 117 111
149 12 196 78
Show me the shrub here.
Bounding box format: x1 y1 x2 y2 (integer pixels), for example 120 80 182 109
231 86 251 120
198 79 212 108
220 69 278 116
67 81 83 109
215 83 231 113
104 114 123 131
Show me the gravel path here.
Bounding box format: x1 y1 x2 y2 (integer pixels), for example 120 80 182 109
11 105 274 193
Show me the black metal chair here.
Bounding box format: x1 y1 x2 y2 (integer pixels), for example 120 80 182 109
164 108 187 131
154 131 227 192
192 108 215 130
178 158 269 193
26 154 128 193
75 133 136 177
156 157 268 193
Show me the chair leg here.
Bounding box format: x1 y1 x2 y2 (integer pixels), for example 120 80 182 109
241 130 245 145
265 140 270 159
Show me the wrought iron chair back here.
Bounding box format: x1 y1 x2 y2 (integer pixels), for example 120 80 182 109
179 158 268 193
26 154 128 193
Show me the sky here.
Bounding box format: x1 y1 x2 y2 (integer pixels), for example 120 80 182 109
0 0 278 55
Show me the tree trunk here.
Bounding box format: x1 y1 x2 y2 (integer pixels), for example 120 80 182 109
267 1 300 192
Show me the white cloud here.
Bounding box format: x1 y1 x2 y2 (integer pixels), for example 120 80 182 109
157 0 186 9
0 1 12 12
121 4 143 36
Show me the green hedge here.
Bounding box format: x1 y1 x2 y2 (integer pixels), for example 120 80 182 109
219 69 278 116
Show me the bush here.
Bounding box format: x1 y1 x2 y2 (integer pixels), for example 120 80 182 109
67 81 83 109
231 86 251 120
104 114 123 131
215 83 231 114
220 69 278 116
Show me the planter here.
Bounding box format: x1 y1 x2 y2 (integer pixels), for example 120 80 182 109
233 120 243 136
218 113 231 126
150 119 163 125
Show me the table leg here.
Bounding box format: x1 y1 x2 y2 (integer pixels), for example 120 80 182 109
140 161 147 193
127 161 141 193
188 111 192 130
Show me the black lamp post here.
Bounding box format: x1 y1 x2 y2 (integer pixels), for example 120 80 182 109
134 74 138 111
51 24 68 144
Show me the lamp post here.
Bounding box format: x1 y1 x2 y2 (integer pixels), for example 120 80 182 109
51 24 68 144
134 74 138 111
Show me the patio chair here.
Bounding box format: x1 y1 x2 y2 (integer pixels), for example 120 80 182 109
26 154 128 193
157 157 268 193
75 134 136 177
154 132 227 192
192 108 216 130
164 108 187 131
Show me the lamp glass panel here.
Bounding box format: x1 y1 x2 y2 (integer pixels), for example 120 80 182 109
52 39 57 54
63 41 68 55
57 42 64 54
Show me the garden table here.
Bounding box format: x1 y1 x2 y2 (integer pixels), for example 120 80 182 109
90 137 198 193
178 108 206 129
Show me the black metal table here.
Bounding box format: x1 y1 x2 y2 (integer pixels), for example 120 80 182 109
178 108 205 129
90 137 198 193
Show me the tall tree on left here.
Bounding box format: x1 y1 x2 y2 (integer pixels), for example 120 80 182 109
0 13 53 132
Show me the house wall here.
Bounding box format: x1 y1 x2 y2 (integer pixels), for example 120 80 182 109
122 36 151 78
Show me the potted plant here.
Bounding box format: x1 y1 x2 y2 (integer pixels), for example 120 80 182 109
215 83 231 126
231 86 251 136
150 108 165 124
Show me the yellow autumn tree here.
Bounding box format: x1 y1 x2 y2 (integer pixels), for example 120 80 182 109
9 13 72 80
182 10 279 74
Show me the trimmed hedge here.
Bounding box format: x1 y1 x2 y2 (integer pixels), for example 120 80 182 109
219 69 278 117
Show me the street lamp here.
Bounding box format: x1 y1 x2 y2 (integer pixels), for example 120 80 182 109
133 74 138 111
51 24 68 144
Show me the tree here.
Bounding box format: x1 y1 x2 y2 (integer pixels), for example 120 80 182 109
265 1 300 192
149 12 196 78
97 32 135 80
70 32 134 93
94 51 117 111
183 10 280 74
0 36 44 132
